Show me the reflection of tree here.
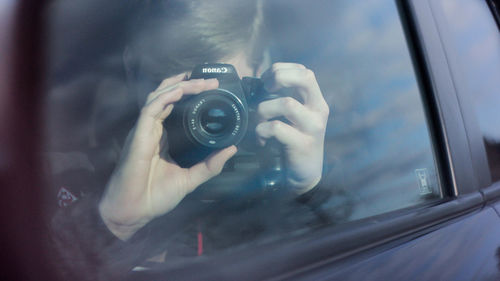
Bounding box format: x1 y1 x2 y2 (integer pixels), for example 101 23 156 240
484 137 500 181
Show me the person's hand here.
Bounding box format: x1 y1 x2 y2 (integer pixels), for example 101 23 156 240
258 63 329 195
98 73 237 241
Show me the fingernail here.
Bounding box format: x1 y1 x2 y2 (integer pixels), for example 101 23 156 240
177 72 189 80
229 145 237 153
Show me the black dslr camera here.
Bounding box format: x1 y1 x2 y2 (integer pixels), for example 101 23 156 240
164 63 284 193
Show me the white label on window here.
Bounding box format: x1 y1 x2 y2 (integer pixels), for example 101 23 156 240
415 168 432 195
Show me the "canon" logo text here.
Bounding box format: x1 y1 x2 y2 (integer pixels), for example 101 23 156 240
202 67 229 73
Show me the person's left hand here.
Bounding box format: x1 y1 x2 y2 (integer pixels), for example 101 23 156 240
257 63 329 195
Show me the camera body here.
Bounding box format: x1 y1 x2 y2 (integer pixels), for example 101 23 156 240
164 63 284 196
165 63 277 166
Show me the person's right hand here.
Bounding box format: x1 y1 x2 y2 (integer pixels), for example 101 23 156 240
98 73 237 241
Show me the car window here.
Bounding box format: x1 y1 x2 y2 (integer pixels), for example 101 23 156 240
438 0 500 182
44 0 443 266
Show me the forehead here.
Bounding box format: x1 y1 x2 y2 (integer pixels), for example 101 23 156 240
134 46 250 78
129 16 253 77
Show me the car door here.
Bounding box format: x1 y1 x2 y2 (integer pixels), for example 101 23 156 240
130 0 500 279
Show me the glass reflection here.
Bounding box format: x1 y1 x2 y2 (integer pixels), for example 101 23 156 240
44 0 442 274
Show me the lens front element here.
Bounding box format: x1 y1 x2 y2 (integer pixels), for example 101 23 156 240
185 89 247 149
200 101 236 136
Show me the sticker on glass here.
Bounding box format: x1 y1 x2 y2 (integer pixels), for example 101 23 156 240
415 168 432 195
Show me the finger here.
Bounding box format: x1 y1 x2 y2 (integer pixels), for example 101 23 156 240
262 67 328 112
256 120 310 148
136 78 221 148
124 85 188 165
146 72 188 104
175 78 219 95
261 62 306 80
155 72 188 91
186 145 238 193
126 87 183 164
140 87 184 121
257 97 320 132
150 78 219 103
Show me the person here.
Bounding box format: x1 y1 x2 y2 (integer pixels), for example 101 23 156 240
49 0 332 279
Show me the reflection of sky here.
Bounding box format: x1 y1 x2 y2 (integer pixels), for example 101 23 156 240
440 0 500 141
46 0 442 221
271 0 440 219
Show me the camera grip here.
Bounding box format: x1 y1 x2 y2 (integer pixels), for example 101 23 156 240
258 138 285 192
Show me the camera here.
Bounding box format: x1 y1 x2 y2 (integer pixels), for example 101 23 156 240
165 63 278 166
164 63 284 193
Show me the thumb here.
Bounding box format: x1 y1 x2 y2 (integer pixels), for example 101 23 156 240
186 145 238 193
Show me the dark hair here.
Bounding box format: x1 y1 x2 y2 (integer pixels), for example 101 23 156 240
128 0 266 78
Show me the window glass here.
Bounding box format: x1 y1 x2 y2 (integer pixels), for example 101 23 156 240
440 0 500 182
44 0 442 270
267 1 442 220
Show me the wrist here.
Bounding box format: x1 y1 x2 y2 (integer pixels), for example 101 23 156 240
98 201 147 241
290 176 321 196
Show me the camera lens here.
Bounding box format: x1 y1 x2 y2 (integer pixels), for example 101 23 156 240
200 101 236 136
179 89 248 149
